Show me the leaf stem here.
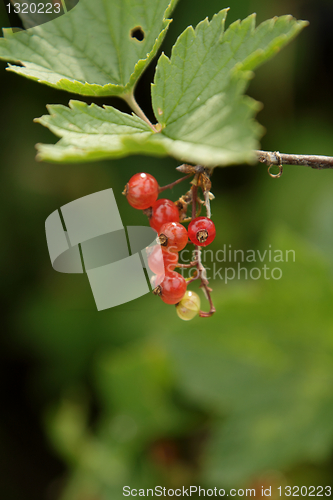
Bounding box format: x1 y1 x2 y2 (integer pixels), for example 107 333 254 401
123 92 157 132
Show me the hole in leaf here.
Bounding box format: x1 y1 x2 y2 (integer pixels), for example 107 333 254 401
130 26 145 42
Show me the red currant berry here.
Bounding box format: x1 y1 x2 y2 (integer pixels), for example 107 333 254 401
124 172 159 210
153 271 187 305
188 217 216 246
149 199 179 233
148 245 179 274
158 222 188 252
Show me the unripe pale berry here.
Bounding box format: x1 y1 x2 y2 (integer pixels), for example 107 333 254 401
188 216 216 246
176 290 201 320
124 172 159 210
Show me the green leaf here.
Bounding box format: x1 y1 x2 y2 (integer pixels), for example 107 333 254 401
35 100 160 162
0 0 178 96
150 10 308 165
35 9 308 166
152 11 307 127
35 92 264 165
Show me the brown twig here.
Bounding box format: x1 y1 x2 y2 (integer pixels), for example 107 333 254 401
204 191 211 218
191 182 198 220
256 150 333 170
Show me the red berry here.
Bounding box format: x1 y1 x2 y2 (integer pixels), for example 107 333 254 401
124 172 159 210
158 222 188 252
153 271 187 305
188 217 216 246
149 199 179 233
148 245 179 274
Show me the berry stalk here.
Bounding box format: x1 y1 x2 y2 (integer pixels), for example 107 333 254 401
190 179 216 318
123 167 216 320
158 173 192 193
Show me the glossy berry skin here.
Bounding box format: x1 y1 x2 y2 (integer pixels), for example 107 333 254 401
188 217 216 247
156 271 187 305
149 199 179 233
176 290 201 321
158 222 188 252
125 172 159 210
148 245 179 275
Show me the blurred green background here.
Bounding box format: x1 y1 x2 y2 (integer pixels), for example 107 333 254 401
1 0 333 499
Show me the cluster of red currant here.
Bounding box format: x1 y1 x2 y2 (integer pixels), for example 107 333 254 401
123 171 216 319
